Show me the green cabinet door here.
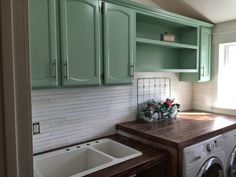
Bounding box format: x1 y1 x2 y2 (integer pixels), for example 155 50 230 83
104 3 135 85
29 0 59 89
60 0 101 87
199 27 212 82
180 27 212 82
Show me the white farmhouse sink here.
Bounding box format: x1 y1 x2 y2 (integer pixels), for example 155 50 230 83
34 148 113 177
34 139 142 177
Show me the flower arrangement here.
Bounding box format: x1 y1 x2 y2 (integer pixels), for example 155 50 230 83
138 98 181 122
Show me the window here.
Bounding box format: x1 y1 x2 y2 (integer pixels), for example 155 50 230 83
217 42 236 109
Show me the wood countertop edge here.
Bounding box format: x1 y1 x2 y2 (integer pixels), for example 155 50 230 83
117 121 236 150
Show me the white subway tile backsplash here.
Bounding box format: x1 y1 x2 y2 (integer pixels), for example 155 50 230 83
32 73 192 153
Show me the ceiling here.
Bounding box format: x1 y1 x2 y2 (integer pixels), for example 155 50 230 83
136 0 236 24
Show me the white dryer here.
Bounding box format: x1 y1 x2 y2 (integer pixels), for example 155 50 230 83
223 129 236 177
183 135 225 177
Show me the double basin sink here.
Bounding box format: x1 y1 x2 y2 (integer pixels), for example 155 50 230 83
34 138 142 177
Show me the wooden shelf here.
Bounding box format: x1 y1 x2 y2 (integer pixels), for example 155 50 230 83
136 38 198 50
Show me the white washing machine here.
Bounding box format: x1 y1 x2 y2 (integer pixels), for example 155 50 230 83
183 135 225 177
223 129 236 177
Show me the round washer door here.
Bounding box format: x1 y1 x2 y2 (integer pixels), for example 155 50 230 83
197 157 224 177
227 146 236 177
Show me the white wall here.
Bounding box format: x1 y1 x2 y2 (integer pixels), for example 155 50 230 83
192 20 236 114
32 73 192 153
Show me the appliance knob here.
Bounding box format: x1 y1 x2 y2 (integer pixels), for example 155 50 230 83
206 144 213 152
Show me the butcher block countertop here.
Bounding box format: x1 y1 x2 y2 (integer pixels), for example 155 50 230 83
117 112 236 149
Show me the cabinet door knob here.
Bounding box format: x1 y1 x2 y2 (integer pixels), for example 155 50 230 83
52 60 57 80
64 60 69 80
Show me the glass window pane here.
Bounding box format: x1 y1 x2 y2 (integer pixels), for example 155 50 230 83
217 42 236 109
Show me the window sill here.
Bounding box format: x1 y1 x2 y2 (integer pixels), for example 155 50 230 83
213 106 236 116
214 105 236 110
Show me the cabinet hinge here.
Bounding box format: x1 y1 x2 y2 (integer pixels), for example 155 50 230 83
99 2 104 14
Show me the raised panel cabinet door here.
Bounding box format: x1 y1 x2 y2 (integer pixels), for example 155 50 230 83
104 3 135 85
60 0 101 87
29 0 59 89
199 27 212 82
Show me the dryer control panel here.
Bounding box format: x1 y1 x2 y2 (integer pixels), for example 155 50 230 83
183 135 224 170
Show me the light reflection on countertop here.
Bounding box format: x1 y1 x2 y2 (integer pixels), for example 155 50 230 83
213 116 236 129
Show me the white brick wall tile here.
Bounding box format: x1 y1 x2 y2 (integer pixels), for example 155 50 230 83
32 73 192 153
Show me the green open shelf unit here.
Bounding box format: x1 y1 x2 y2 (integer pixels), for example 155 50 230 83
135 12 199 73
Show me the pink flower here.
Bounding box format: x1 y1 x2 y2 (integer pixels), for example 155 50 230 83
166 98 174 107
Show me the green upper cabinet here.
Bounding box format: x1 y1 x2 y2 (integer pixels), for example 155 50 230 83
60 0 101 87
29 0 59 89
180 27 212 82
29 0 214 89
199 27 212 82
103 2 135 85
